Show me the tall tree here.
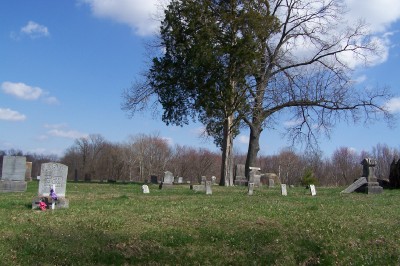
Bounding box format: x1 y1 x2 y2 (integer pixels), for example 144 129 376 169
122 0 279 185
242 0 393 177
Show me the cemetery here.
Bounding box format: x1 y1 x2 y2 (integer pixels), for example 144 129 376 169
0 156 399 265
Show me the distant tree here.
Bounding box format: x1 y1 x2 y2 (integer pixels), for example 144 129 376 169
331 147 360 186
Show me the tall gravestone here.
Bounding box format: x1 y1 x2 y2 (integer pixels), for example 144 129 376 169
248 183 255 196
362 158 383 194
163 171 174 185
0 156 27 192
281 184 287 196
25 162 32 181
32 163 69 209
234 164 247 186
205 181 212 195
249 167 261 187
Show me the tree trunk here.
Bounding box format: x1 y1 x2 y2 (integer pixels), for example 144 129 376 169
219 114 234 186
245 124 262 179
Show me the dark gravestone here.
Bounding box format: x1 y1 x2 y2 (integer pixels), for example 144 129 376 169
159 182 163 190
389 159 400 188
150 175 158 184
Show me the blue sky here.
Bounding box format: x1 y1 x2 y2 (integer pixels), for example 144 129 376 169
1 0 400 158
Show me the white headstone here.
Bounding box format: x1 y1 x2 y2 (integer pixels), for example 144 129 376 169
211 176 216 184
142 185 150 194
248 183 254 196
163 171 174 184
310 184 316 196
206 181 212 195
38 163 68 197
281 184 287 196
177 177 183 184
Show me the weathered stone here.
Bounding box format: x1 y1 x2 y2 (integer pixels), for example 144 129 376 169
163 171 174 185
206 181 212 195
310 184 316 196
150 175 158 184
1 156 27 192
177 177 183 184
25 162 32 181
211 176 216 185
389 159 400 188
192 184 205 192
142 185 150 194
341 177 367 193
201 176 206 185
268 178 275 188
361 158 383 194
248 183 254 196
281 184 287 196
0 180 27 192
38 163 68 197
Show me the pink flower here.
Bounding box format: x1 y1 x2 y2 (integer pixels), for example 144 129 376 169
39 201 47 211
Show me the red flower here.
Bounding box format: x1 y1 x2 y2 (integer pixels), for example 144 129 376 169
39 201 47 211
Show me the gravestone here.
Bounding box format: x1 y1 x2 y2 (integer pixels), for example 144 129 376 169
389 159 400 188
201 176 206 185
310 184 316 196
0 156 27 192
234 164 247 186
249 168 261 187
32 163 69 209
248 183 254 196
281 184 287 196
177 177 183 184
362 158 383 194
163 171 174 185
205 181 212 195
341 177 368 193
25 162 32 181
192 184 205 192
142 185 150 194
211 176 216 185
150 175 158 184
268 178 275 188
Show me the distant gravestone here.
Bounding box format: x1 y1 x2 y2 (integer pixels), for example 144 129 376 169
341 177 368 193
234 164 247 186
249 168 261 186
177 177 183 184
211 176 216 185
142 185 150 194
163 171 174 185
268 178 275 188
310 184 316 196
206 181 212 195
201 176 207 185
281 184 287 196
32 163 69 209
248 183 254 196
362 158 383 194
0 156 27 193
25 162 32 181
192 184 205 192
150 175 158 184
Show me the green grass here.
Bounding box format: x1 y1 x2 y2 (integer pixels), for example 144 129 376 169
0 182 399 265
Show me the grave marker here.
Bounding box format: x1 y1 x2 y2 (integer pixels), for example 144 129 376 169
142 185 150 194
163 171 174 185
310 184 316 196
281 184 287 196
341 177 367 193
206 181 212 195
248 183 254 196
0 156 27 192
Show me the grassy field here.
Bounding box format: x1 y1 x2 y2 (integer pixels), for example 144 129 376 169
0 181 399 265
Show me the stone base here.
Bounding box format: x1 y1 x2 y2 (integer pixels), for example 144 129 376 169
366 183 383 194
234 180 248 186
0 180 27 192
32 196 69 210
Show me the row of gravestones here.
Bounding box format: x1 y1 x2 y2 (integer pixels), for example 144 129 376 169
0 156 69 210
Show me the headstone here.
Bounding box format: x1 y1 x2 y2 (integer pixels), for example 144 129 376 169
177 177 183 184
142 185 150 194
310 184 316 196
249 168 261 186
211 176 216 185
261 173 279 186
201 176 206 185
0 156 27 192
25 162 32 181
389 159 400 188
281 184 287 196
205 181 212 195
268 178 275 188
341 177 368 193
248 182 254 195
32 163 69 209
192 184 205 192
361 158 383 194
163 171 174 185
150 175 158 184
234 164 247 186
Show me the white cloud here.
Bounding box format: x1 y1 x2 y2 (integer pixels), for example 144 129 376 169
20 21 50 38
48 129 88 139
80 0 166 36
44 123 68 129
2 82 43 100
385 97 400 113
237 135 249 144
43 96 60 105
161 136 173 145
0 108 26 121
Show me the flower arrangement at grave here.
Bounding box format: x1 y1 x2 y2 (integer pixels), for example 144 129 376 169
36 186 58 211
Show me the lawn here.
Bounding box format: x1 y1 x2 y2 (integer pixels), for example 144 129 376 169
0 181 399 265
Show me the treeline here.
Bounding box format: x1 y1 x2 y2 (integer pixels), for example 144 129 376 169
2 135 399 186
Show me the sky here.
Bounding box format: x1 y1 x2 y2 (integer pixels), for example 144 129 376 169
1 0 400 158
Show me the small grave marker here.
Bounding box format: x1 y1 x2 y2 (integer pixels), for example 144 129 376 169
142 185 150 194
310 184 316 196
248 183 254 195
206 181 212 195
281 184 287 196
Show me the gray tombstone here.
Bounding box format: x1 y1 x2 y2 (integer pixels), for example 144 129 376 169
192 184 206 192
177 177 183 184
206 181 212 195
248 183 254 196
234 164 248 186
211 176 216 185
268 178 275 188
33 163 69 209
142 185 150 194
310 184 316 196
0 156 27 192
25 162 32 181
281 184 287 196
341 177 368 193
201 176 207 185
361 158 383 194
249 168 261 187
163 171 174 185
